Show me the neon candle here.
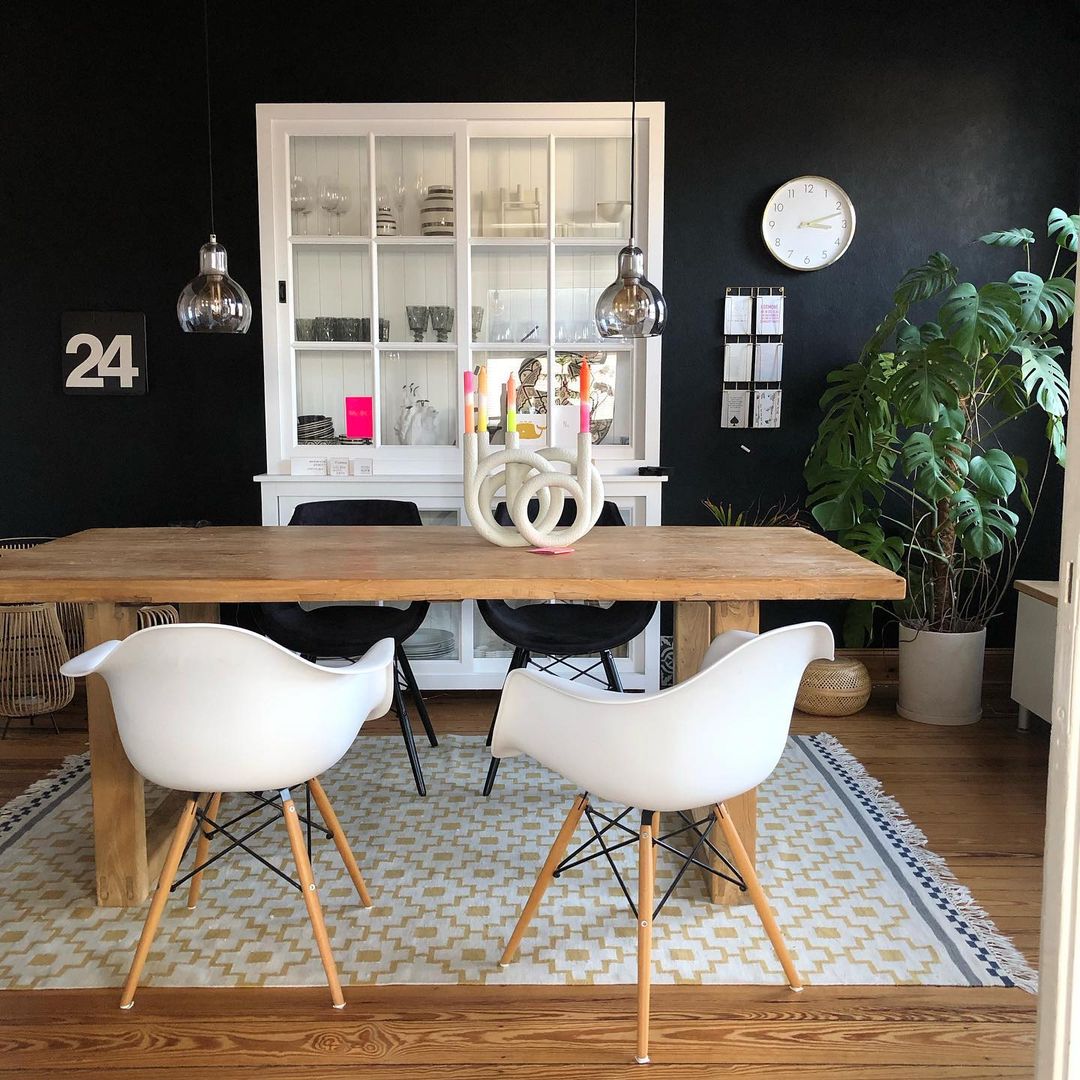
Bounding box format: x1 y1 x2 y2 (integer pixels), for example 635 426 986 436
579 358 591 434
463 370 475 433
505 373 517 434
477 365 489 432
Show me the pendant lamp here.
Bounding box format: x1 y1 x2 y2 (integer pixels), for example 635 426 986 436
177 0 252 333
595 0 667 339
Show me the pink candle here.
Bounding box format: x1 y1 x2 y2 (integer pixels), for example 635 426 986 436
578 359 591 434
463 370 475 433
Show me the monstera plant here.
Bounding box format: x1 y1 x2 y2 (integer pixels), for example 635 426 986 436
804 209 1075 724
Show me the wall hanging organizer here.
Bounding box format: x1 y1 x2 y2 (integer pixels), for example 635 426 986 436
721 285 784 429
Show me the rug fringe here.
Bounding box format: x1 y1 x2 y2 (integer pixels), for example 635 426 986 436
0 752 89 828
811 732 1039 994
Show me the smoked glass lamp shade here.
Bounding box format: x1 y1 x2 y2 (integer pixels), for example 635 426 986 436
594 245 667 338
177 234 252 333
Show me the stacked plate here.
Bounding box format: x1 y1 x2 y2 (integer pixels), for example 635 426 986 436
298 414 335 442
404 628 456 660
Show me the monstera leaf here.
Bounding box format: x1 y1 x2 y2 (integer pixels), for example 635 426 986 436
807 457 891 532
839 521 905 572
968 449 1017 498
886 339 971 424
813 360 891 465
1047 415 1067 467
893 252 959 307
978 227 1035 247
900 427 969 500
1017 342 1070 416
1048 208 1080 252
842 600 876 649
938 282 1020 359
949 489 1019 558
1009 272 1074 333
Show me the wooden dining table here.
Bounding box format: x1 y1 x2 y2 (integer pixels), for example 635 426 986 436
0 525 904 908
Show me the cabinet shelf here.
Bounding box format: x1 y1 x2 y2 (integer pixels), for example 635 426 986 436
289 235 371 246
292 341 374 351
379 342 456 352
469 237 550 248
375 235 456 246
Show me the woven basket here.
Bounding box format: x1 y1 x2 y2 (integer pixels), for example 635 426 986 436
796 657 872 716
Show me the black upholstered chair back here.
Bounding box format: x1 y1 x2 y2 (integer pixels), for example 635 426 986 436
493 500 626 529
289 499 423 527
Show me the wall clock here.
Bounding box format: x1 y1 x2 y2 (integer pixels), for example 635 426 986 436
761 176 855 271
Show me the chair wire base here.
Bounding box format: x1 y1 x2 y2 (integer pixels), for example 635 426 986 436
169 786 335 895
552 800 746 920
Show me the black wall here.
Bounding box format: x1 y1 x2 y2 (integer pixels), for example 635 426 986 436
3 1 1077 641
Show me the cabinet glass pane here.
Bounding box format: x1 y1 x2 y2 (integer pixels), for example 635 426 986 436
295 350 374 445
554 136 631 237
554 351 632 449
290 136 370 237
377 245 455 346
292 247 372 329
472 350 547 443
554 247 617 345
380 350 457 447
375 136 455 238
469 137 548 238
471 249 548 346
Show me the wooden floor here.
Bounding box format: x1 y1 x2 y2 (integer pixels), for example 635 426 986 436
0 683 1048 1078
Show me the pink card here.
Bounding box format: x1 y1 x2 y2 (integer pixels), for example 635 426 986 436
528 547 575 555
345 396 373 439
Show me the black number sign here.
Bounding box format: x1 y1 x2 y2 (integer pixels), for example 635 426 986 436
61 312 147 395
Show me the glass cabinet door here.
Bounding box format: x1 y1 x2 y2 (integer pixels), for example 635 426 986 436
553 135 631 238
290 136 370 237
471 248 548 347
375 135 455 238
469 137 549 238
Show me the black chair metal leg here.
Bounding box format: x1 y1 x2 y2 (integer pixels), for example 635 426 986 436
397 646 438 747
483 648 530 796
601 650 624 692
392 677 427 797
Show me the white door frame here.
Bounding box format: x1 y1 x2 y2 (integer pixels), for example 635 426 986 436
1036 287 1080 1078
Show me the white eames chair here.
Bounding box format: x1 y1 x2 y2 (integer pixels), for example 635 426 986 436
492 622 834 1063
61 624 395 1010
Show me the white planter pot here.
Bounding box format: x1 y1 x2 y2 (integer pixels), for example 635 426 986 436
897 624 986 726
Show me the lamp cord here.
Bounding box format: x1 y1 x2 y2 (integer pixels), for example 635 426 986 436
203 0 216 237
629 0 638 246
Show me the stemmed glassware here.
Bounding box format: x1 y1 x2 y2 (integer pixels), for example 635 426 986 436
406 305 430 342
393 174 408 230
290 175 313 235
318 176 351 235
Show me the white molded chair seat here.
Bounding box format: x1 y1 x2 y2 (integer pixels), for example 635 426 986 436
61 624 395 1010
492 622 834 1063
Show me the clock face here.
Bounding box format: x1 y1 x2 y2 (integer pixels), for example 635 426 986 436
762 176 855 270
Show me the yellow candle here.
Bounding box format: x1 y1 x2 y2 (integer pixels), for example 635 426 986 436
477 365 489 432
505 373 517 433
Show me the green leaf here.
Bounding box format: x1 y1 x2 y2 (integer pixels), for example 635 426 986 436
807 456 891 532
1047 414 1067 467
978 227 1035 247
934 403 966 431
1048 207 1080 252
839 522 905 572
969 448 1017 498
938 282 1020 359
950 488 1019 558
1009 272 1074 333
893 252 959 307
1012 455 1033 514
901 428 970 500
842 600 876 648
1018 342 1070 416
886 339 971 424
991 364 1028 417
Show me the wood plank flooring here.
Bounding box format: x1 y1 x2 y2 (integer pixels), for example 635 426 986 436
0 684 1048 1078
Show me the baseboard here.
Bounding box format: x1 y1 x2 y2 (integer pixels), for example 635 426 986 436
840 647 1014 687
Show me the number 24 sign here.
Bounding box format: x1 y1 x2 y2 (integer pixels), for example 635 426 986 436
61 312 147 395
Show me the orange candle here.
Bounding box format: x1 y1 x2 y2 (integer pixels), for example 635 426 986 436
477 365 489 432
578 359 591 434
506 373 517 433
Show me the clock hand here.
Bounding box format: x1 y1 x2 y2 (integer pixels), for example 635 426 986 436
803 222 833 230
802 211 843 226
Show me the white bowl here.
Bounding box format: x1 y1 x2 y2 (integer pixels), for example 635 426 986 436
596 200 630 223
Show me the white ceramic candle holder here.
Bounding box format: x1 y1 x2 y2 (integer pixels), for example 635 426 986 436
463 430 604 547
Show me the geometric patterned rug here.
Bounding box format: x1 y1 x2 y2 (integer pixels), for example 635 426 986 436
0 733 1036 992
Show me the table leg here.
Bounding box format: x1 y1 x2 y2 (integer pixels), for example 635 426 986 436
674 600 760 905
178 603 220 624
83 602 145 907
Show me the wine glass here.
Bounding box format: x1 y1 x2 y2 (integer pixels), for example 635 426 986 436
318 176 351 235
290 175 313 235
415 172 427 217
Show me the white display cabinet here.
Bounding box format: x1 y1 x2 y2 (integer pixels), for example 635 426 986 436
255 102 665 689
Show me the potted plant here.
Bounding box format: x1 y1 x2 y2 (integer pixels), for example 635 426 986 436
804 209 1075 724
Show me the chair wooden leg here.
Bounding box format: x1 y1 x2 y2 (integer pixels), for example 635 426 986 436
281 789 345 1008
119 796 198 1009
636 818 655 1064
650 810 659 878
715 802 802 991
187 792 222 909
500 794 588 966
308 776 372 907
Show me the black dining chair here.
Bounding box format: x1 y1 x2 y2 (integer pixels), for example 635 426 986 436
252 499 438 796
477 500 656 795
